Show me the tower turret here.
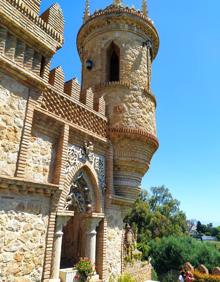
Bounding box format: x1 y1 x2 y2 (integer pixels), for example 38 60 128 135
77 1 159 201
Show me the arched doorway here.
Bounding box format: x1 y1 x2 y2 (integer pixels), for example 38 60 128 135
59 167 104 274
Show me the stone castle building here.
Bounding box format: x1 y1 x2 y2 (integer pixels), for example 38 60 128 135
0 0 159 281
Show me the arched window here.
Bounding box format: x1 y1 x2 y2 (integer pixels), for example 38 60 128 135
106 42 120 82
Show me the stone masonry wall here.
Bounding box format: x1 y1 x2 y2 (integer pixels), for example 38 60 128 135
82 30 150 90
125 262 152 281
105 205 124 280
25 130 56 183
104 87 156 136
0 192 50 282
0 71 29 177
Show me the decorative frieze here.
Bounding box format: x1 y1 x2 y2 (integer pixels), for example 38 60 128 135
65 143 105 192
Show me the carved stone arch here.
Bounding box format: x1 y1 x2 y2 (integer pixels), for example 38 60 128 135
58 161 103 213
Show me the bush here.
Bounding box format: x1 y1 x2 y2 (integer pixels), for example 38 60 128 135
117 273 135 282
194 271 220 282
148 236 220 275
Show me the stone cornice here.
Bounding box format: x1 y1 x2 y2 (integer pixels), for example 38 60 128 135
0 175 61 197
110 194 135 207
77 5 159 60
0 0 63 54
108 127 159 149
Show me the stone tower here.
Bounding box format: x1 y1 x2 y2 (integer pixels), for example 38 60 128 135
77 1 159 201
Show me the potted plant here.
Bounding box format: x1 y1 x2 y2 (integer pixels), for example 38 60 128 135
75 257 95 282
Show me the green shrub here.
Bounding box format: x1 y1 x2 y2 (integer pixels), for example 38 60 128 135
148 236 220 275
117 273 135 282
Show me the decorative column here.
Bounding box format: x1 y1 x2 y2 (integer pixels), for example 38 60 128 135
85 218 102 265
50 215 71 282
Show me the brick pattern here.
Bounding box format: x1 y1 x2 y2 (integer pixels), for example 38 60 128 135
105 143 114 208
52 124 69 185
15 97 36 179
41 3 64 35
49 66 65 93
5 32 16 60
64 78 81 100
42 193 61 281
22 0 41 14
96 218 107 280
4 0 63 44
40 90 107 138
0 25 47 78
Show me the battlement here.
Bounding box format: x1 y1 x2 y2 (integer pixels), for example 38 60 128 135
48 66 106 117
0 0 64 54
22 0 41 14
41 3 64 35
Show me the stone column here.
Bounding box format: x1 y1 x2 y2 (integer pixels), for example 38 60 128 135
50 215 71 282
85 218 102 265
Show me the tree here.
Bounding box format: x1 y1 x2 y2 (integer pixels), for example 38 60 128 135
125 186 188 241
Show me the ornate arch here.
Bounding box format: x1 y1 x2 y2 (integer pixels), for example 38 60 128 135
58 161 103 213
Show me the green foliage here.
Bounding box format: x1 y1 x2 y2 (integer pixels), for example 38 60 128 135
117 273 135 282
160 270 178 282
152 268 159 281
125 186 188 243
75 258 94 282
208 241 220 251
148 236 220 275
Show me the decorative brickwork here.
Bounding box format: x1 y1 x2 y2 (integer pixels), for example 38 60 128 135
40 90 107 138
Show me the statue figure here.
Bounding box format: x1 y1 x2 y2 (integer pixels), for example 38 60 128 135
124 224 135 259
84 141 94 157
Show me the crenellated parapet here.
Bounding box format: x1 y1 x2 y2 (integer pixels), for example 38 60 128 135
47 67 106 118
0 0 64 57
41 3 64 35
22 0 41 14
78 4 159 60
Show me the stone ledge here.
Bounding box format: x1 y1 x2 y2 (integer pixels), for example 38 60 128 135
0 175 61 196
110 194 135 207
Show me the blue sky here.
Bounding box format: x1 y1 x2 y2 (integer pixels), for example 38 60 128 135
40 1 220 225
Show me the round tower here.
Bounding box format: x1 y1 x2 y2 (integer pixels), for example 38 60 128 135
77 0 159 201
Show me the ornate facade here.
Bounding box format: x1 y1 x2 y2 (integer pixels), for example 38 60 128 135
0 0 159 281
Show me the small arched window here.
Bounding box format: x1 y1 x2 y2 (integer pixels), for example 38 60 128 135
106 42 120 82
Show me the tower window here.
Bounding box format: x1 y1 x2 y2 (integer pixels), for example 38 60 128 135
107 42 120 82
